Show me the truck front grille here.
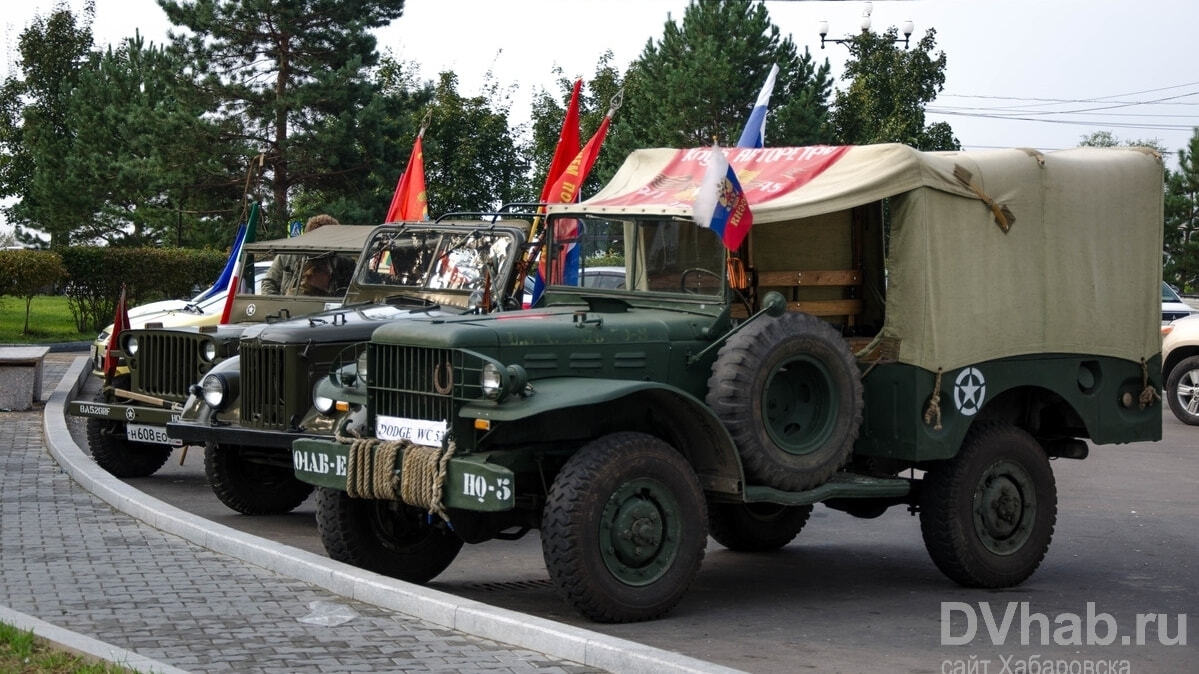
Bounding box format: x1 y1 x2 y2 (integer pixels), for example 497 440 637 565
240 342 287 429
370 344 482 423
133 333 204 398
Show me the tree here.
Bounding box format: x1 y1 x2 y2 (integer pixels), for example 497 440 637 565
828 27 959 150
0 249 67 334
159 0 408 237
421 72 531 214
528 0 834 194
1164 130 1199 291
61 34 248 248
0 2 96 248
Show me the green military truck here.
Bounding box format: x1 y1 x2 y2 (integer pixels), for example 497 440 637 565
165 220 530 515
292 144 1163 622
68 224 373 477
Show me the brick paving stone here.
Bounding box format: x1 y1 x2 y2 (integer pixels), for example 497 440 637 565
0 354 604 674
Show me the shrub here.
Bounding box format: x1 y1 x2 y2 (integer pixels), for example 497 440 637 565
0 249 68 335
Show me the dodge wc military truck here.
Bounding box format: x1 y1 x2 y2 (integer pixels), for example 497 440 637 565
166 219 530 515
68 224 373 477
292 144 1163 622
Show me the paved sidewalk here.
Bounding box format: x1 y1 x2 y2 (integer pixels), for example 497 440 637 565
0 354 675 673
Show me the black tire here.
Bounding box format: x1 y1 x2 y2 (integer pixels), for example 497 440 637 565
315 487 462 584
204 443 314 515
84 389 172 478
920 423 1057 588
707 311 863 492
1166 355 1199 425
541 432 707 623
708 502 812 552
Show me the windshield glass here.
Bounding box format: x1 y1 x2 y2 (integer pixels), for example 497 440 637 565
545 216 725 297
1163 282 1183 303
356 228 515 294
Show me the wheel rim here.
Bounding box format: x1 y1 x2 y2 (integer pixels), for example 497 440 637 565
599 477 681 586
762 356 836 455
972 459 1036 555
367 501 435 552
1175 368 1199 416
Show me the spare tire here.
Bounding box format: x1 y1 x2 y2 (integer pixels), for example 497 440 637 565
706 312 863 492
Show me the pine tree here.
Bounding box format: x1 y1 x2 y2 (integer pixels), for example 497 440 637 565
159 0 407 235
528 0 834 193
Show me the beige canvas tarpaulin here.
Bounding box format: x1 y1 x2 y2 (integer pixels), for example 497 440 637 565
554 143 1164 373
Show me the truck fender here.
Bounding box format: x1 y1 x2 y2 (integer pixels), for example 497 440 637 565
461 378 745 496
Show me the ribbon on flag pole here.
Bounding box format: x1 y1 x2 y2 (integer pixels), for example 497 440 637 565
736 63 779 149
693 143 754 250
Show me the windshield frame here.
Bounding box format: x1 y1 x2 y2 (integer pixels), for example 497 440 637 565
540 212 729 311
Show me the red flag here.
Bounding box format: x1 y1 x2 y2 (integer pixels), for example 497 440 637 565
545 114 611 206
540 79 582 203
538 112 614 287
103 285 131 381
386 134 428 222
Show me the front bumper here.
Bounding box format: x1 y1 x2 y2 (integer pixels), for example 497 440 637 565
167 418 325 449
292 438 515 512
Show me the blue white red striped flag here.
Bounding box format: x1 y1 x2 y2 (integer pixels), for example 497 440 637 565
693 143 753 250
736 64 778 149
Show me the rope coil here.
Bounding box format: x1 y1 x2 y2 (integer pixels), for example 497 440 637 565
337 428 456 521
923 368 944 431
1139 358 1161 409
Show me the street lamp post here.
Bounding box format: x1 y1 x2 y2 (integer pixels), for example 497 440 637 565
818 6 914 49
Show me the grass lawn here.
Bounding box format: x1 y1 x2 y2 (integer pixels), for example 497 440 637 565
0 621 135 673
0 295 95 345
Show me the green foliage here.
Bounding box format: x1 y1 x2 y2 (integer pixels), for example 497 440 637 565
0 3 96 248
422 72 531 214
1164 129 1199 291
59 246 226 331
828 27 959 150
528 0 834 195
0 294 94 343
0 249 67 334
0 619 136 672
159 0 409 236
63 34 248 248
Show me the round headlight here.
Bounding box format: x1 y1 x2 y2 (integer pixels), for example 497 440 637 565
481 362 504 399
200 340 217 362
200 373 227 410
356 350 369 383
313 394 335 415
124 334 139 356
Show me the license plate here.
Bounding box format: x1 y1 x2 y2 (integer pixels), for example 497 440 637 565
375 415 447 447
126 423 181 446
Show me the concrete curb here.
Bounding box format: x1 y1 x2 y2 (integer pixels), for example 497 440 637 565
0 604 189 674
43 357 743 674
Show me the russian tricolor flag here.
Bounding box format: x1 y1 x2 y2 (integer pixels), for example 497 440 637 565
736 63 778 149
693 144 753 251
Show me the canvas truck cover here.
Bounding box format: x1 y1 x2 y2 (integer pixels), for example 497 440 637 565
244 224 374 255
549 143 1164 373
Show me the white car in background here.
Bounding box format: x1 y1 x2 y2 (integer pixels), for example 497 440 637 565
1162 281 1193 324
90 262 271 372
1161 312 1199 424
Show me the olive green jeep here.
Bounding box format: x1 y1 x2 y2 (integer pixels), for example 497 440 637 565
67 224 374 477
293 144 1164 622
164 218 530 515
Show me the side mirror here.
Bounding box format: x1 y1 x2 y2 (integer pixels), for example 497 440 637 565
762 290 787 317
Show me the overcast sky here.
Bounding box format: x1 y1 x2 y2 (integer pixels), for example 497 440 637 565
3 0 1197 233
